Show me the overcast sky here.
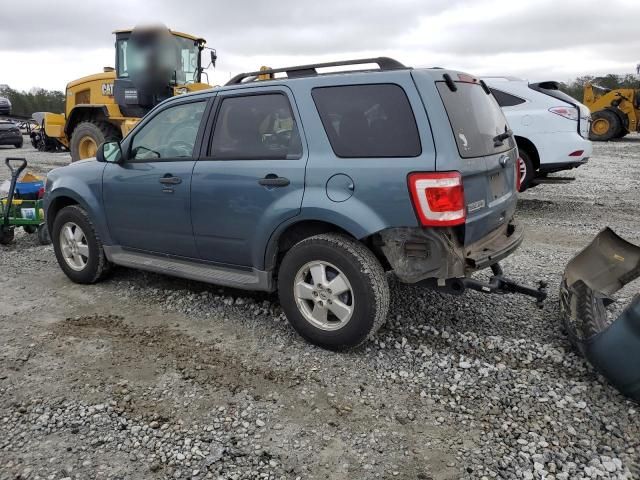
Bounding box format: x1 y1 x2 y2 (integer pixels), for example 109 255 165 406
1 0 639 91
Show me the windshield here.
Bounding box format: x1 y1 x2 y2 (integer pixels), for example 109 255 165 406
116 34 200 84
437 81 514 158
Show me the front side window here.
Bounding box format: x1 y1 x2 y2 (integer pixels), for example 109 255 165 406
130 101 206 160
210 93 302 160
312 84 421 158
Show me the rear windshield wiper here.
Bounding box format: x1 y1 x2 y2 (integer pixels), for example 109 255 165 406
493 128 513 147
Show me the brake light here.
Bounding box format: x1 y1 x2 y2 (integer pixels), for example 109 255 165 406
569 150 584 157
408 172 465 226
549 106 579 121
457 73 477 83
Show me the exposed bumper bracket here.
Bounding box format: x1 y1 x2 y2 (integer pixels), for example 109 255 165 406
462 263 548 307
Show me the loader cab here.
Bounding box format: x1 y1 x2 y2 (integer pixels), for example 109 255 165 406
113 28 205 117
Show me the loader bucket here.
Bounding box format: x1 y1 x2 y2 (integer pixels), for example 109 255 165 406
560 228 640 401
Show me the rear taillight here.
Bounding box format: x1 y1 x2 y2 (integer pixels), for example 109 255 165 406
408 172 465 226
549 106 579 121
569 150 584 157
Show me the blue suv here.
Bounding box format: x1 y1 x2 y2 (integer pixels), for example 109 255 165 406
44 58 530 350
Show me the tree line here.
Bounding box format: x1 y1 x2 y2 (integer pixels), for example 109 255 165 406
0 86 65 118
559 74 640 101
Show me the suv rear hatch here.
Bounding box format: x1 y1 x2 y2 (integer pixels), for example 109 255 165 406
412 71 519 246
530 81 590 138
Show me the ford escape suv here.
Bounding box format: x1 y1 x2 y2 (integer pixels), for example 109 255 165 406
44 58 527 350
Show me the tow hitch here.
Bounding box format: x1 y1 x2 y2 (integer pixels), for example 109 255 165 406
462 264 548 307
424 263 548 307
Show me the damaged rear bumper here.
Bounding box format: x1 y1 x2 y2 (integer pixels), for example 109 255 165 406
379 220 523 283
560 228 640 401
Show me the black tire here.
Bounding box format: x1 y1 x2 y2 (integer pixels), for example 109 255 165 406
37 223 51 245
23 225 37 234
589 110 622 141
518 150 535 192
0 226 15 245
51 205 110 283
277 233 390 350
14 141 22 149
70 121 121 162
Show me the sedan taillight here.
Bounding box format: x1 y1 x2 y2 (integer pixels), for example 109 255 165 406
408 172 465 227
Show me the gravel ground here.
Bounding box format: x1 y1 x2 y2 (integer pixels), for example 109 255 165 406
0 138 638 480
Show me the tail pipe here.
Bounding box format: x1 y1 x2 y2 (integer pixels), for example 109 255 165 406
560 228 640 402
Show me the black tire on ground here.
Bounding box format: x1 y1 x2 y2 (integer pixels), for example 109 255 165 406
0 226 15 245
70 121 121 162
23 225 37 234
589 110 622 141
518 150 535 192
14 141 22 148
51 205 111 283
277 233 390 350
614 128 628 139
37 223 51 245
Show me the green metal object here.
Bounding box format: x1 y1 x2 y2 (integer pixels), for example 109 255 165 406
0 157 50 245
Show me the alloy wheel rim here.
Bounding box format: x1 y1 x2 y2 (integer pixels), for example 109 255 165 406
519 157 527 188
293 260 354 331
59 222 89 271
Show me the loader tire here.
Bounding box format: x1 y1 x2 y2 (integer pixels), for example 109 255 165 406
70 121 121 162
589 110 621 141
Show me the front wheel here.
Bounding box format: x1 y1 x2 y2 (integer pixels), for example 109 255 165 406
52 205 110 283
278 233 390 350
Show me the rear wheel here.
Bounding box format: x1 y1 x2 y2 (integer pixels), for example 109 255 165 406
278 233 390 350
590 110 622 141
70 121 120 162
518 150 535 191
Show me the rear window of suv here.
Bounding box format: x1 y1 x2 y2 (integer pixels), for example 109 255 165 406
312 84 421 158
436 81 514 159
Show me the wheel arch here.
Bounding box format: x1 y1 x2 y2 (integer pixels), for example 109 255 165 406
514 135 540 170
264 217 388 273
45 187 113 246
65 105 110 137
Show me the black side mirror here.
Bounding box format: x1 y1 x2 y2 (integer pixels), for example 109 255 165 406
97 141 123 163
210 49 217 68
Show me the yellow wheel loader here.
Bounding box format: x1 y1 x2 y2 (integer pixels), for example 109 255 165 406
583 83 640 141
41 26 216 161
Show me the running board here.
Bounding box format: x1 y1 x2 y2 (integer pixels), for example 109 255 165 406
104 246 273 291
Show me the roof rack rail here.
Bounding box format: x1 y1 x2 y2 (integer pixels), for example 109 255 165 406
226 57 407 85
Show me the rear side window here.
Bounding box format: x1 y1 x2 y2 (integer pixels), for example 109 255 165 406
436 82 514 159
210 93 303 160
312 84 421 158
490 88 526 107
